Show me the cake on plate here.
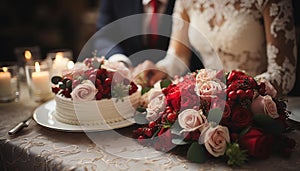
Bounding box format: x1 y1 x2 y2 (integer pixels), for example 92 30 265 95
51 57 141 126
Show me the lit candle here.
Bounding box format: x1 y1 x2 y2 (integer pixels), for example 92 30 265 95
67 61 74 70
24 50 32 63
32 62 50 92
52 52 69 76
0 67 12 97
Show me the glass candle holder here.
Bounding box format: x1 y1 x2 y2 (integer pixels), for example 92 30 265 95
0 63 19 102
14 46 41 82
46 49 73 76
25 61 53 102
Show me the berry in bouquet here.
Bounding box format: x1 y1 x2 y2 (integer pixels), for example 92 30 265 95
133 69 295 166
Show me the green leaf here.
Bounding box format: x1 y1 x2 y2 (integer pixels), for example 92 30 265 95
65 79 72 88
58 83 66 89
226 143 248 166
239 126 251 138
141 86 152 95
172 138 188 145
136 107 146 113
253 114 285 135
207 108 223 124
187 142 207 163
170 120 182 136
134 112 148 125
160 79 172 88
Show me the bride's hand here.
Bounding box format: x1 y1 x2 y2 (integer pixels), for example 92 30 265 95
133 60 167 87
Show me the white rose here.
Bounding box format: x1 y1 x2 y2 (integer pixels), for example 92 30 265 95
146 94 166 121
203 125 230 157
71 80 98 101
196 69 217 85
195 81 225 100
178 109 207 133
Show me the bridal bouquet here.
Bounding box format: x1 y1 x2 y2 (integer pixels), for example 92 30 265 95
133 69 295 166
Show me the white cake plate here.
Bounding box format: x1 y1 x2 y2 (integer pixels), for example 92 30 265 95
33 100 135 132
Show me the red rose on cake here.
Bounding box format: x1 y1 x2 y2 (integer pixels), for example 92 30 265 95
51 56 141 126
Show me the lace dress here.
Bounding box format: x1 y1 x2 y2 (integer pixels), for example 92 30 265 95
168 0 297 95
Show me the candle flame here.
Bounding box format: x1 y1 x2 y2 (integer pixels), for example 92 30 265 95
2 67 8 72
67 61 74 69
55 52 63 60
35 62 40 72
25 50 32 61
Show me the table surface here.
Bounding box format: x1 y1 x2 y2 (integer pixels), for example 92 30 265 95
1 83 300 171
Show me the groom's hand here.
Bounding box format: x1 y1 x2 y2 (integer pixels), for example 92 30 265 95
133 60 167 87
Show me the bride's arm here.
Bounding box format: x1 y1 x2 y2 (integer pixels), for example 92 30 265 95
256 0 297 95
156 0 192 77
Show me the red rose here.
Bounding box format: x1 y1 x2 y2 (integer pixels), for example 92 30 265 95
230 106 253 131
239 127 274 159
153 129 175 152
180 88 200 111
165 86 181 111
210 99 231 125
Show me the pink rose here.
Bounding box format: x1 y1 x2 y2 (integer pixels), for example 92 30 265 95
202 125 230 157
146 94 166 121
102 61 131 80
196 69 217 85
178 109 207 133
71 80 98 101
251 95 279 119
259 79 277 98
195 81 225 100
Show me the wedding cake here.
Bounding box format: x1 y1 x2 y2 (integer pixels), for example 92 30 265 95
51 57 141 126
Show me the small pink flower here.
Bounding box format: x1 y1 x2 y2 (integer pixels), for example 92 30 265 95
251 95 279 119
202 125 230 157
146 94 166 121
178 109 207 133
71 80 98 101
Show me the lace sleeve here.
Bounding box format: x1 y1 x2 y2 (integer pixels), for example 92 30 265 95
156 0 192 76
256 0 297 95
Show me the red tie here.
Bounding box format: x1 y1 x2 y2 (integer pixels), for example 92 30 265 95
149 0 158 48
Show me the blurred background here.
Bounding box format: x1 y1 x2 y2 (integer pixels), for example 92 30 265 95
0 0 100 62
0 0 299 94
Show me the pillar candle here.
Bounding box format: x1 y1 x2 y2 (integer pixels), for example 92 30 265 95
0 67 12 97
32 62 50 92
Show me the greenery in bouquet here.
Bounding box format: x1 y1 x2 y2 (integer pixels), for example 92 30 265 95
51 57 138 101
133 69 295 166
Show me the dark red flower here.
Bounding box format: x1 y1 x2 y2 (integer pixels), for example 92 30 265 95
230 106 253 131
153 129 175 152
180 88 200 111
239 127 274 159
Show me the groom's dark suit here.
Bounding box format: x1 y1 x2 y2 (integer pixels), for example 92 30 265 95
89 0 202 71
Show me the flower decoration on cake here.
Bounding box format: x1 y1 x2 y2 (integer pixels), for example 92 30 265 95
133 69 295 166
51 57 138 101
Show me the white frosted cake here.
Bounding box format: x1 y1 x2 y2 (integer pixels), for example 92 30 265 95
51 57 141 126
54 86 141 126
